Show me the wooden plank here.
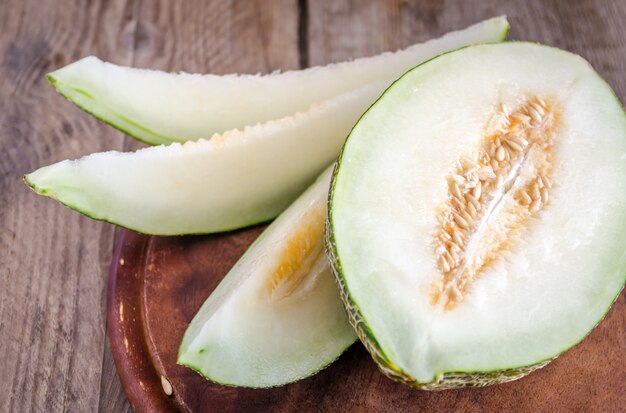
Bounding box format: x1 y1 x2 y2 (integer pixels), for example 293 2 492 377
307 0 626 99
0 0 138 412
119 0 301 154
96 0 300 410
2 0 624 410
132 0 300 74
98 341 133 413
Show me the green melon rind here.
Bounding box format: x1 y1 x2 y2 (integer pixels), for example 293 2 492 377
47 74 175 146
178 340 356 389
179 320 357 388
22 173 272 236
325 42 626 389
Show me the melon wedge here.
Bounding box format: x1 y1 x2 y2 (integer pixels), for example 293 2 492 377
25 82 385 235
47 17 509 145
328 43 626 389
178 166 353 387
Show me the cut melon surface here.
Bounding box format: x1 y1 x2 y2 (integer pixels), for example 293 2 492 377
47 17 508 145
24 82 384 235
328 43 626 389
178 166 354 387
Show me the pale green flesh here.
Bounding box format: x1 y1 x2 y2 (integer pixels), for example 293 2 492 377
178 166 355 387
329 43 626 386
24 83 384 235
48 17 508 145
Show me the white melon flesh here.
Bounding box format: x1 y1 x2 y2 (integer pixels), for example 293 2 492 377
328 43 626 388
178 166 354 387
47 17 508 144
25 82 387 235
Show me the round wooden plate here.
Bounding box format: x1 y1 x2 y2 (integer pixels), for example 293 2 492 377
107 228 625 412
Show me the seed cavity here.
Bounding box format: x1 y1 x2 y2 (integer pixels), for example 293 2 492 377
268 203 326 301
431 96 558 310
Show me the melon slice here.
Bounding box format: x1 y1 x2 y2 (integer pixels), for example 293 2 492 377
24 82 384 235
47 17 508 145
328 43 626 389
178 166 353 387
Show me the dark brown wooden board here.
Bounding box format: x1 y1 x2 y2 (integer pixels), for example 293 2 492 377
108 228 625 413
2 0 626 412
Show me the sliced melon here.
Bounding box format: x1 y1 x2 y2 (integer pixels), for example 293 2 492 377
328 43 626 389
48 17 508 145
24 82 384 235
178 165 353 387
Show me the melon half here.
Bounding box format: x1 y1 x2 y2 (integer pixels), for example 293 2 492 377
328 43 626 388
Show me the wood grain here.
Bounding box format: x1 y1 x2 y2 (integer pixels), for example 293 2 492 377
120 0 300 152
0 1 135 412
0 0 298 411
1 0 625 412
306 0 626 101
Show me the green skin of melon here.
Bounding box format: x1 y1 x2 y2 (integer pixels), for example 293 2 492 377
46 75 172 145
325 43 626 390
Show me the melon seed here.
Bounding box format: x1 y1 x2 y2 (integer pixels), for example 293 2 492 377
432 97 558 310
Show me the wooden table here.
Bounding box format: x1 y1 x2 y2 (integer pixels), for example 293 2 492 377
1 1 624 412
